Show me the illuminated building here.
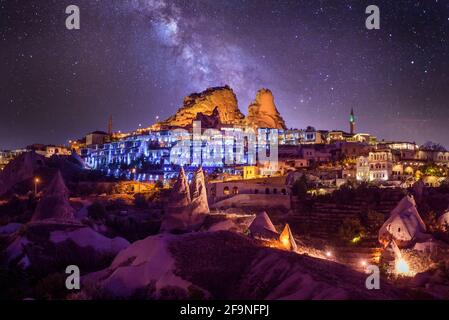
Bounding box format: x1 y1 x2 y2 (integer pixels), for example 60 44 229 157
0 149 26 170
356 149 393 182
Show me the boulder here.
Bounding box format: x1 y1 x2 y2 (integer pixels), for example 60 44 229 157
5 224 129 272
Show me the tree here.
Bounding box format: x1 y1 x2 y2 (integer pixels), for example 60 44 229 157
87 202 107 221
338 217 366 244
155 180 164 189
365 210 385 236
291 174 308 200
420 141 447 152
424 211 439 233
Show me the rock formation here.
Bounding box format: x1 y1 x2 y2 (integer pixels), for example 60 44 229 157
0 151 46 196
6 224 129 271
378 195 427 248
380 239 402 268
160 167 192 232
153 86 245 130
279 223 297 251
192 107 221 129
81 231 409 299
245 88 286 130
31 170 75 222
249 211 279 240
438 209 449 231
190 166 210 216
161 167 210 232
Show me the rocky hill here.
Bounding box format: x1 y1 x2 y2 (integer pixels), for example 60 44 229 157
152 86 245 130
151 86 287 130
0 152 46 196
81 231 411 299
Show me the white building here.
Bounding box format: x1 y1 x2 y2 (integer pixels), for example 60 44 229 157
368 149 393 181
356 149 393 182
356 156 370 181
35 145 71 158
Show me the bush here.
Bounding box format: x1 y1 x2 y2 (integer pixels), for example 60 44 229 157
332 184 356 205
0 265 31 300
291 175 308 201
155 180 164 189
134 194 149 209
364 210 385 236
33 273 68 300
76 184 95 196
424 211 439 233
87 202 107 221
338 217 365 244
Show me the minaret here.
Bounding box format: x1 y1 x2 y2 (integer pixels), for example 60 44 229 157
108 115 113 135
349 108 355 134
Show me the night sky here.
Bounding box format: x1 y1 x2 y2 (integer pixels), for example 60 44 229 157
1 0 449 150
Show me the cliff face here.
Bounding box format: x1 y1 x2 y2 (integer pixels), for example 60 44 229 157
154 86 245 130
245 88 286 130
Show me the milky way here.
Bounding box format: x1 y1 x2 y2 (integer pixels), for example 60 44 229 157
1 0 449 149
125 0 262 100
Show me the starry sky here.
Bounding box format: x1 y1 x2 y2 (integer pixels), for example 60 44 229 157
1 0 449 150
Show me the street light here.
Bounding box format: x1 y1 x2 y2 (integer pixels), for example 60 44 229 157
131 168 140 193
34 177 40 196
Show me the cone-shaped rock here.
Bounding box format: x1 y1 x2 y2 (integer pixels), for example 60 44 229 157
160 167 192 232
31 171 75 222
380 239 402 268
190 166 210 216
171 167 191 207
249 211 279 240
279 224 297 251
378 195 426 247
245 89 286 129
